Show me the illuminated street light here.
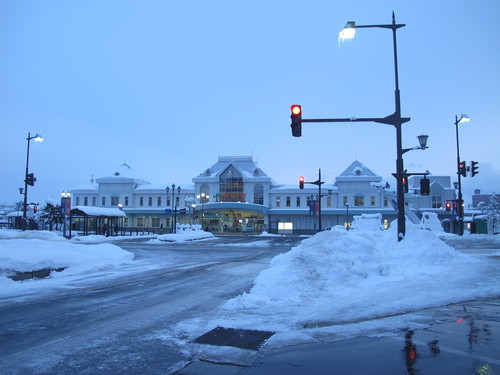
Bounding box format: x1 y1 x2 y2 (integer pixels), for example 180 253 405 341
22 132 44 231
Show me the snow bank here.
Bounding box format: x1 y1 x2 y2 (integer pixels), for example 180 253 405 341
157 228 214 242
0 231 134 289
220 224 499 331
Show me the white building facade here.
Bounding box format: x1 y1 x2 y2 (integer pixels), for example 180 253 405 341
70 156 457 234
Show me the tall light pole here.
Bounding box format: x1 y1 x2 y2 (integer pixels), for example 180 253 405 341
23 132 43 231
61 191 71 238
339 13 409 241
197 192 207 229
454 114 470 236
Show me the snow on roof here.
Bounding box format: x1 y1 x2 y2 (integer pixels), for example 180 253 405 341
71 206 127 217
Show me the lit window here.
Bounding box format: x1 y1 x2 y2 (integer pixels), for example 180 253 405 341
355 196 364 207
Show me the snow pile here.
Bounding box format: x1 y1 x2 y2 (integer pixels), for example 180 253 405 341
157 226 214 242
220 224 499 331
0 231 134 282
418 212 444 233
350 213 384 231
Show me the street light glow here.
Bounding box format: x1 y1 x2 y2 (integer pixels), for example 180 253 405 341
458 114 470 123
338 21 356 43
34 134 44 142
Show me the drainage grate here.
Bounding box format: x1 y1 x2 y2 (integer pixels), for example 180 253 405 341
193 327 275 351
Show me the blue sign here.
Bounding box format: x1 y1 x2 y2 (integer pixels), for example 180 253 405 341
165 209 172 214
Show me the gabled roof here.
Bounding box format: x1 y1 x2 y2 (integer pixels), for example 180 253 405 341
335 160 382 183
193 156 274 183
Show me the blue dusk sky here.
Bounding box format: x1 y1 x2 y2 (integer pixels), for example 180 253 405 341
1 0 499 205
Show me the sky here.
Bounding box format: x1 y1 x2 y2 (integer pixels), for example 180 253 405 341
1 0 499 206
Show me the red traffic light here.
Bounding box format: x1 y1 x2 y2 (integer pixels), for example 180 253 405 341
33 205 38 213
299 176 305 189
445 202 451 211
291 104 302 115
290 104 302 137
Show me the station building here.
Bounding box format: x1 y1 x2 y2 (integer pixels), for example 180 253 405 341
70 156 457 234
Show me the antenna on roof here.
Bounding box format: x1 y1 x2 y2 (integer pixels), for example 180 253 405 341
91 174 94 184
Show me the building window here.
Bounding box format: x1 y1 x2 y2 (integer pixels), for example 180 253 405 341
371 196 376 206
220 165 245 202
166 197 171 207
152 218 160 227
111 197 119 206
148 197 153 207
157 197 162 206
296 196 301 207
276 197 281 207
125 197 129 206
355 196 364 207
286 196 291 207
343 196 348 206
140 197 144 206
327 196 332 207
200 184 210 202
84 197 88 206
92 197 96 206
102 197 106 206
432 195 442 209
76 197 80 206
137 217 144 227
253 184 264 205
384 198 388 207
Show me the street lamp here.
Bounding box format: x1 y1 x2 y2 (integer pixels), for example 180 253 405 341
23 132 43 231
167 184 182 233
345 202 350 230
454 114 470 235
339 13 409 241
61 191 71 238
197 192 207 229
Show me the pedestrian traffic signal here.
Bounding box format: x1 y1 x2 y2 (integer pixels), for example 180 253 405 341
26 173 36 186
459 161 467 178
420 177 430 195
401 175 408 193
290 104 302 137
470 161 479 177
445 201 451 211
33 205 37 213
299 176 305 189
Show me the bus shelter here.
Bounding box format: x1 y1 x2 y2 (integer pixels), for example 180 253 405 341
69 206 127 237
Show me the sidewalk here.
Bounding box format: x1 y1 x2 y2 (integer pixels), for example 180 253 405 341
179 298 500 375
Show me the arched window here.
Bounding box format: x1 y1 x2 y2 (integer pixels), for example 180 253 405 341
254 184 264 205
220 166 245 202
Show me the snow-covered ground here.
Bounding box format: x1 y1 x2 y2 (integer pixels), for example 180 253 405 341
1 224 499 350
172 223 500 350
0 228 214 298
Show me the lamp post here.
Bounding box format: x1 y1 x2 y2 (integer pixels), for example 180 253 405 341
197 192 207 229
61 192 71 238
167 184 182 234
454 114 470 235
345 203 350 230
22 132 43 231
339 13 408 241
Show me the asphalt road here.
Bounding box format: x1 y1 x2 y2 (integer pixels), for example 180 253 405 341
0 235 304 375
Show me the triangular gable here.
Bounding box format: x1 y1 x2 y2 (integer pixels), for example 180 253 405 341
338 160 378 177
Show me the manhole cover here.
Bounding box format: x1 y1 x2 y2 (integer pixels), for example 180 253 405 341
193 327 275 351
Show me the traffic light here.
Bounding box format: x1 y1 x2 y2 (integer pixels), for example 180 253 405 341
401 175 408 193
420 177 430 195
290 104 302 137
445 201 451 211
459 161 467 178
33 205 38 213
470 161 479 177
26 173 36 186
299 176 305 189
